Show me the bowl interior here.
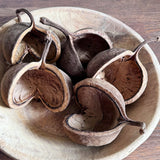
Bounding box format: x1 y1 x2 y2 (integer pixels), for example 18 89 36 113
0 7 160 160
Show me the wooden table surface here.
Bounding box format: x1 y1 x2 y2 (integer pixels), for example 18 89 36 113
0 0 160 159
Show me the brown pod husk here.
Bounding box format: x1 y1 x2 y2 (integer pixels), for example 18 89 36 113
40 17 112 83
63 78 145 146
2 8 61 65
87 36 160 105
1 32 72 112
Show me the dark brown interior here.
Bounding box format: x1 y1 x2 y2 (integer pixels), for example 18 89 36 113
69 86 119 132
74 33 110 68
20 30 56 63
101 56 142 100
13 69 64 108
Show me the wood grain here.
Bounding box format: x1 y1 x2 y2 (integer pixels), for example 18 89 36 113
0 0 159 160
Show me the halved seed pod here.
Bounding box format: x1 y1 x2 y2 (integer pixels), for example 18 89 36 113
40 17 112 83
72 28 112 67
63 78 145 146
2 8 61 64
1 32 72 112
87 36 160 105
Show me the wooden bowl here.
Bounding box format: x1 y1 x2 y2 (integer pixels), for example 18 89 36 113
0 7 160 160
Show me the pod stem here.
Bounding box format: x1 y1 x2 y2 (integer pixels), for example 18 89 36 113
120 119 146 134
126 36 160 61
16 8 35 28
40 17 72 39
40 31 52 69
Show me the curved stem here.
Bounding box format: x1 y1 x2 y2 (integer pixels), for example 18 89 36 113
120 119 146 134
40 17 72 39
40 31 52 69
134 36 160 54
128 120 146 134
125 36 160 61
16 8 35 28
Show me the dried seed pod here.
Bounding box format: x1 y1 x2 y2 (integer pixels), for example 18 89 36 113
1 32 72 112
63 78 145 146
87 36 160 105
40 17 112 83
2 8 61 64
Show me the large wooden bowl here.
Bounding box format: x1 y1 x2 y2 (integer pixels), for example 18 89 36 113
0 7 160 160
